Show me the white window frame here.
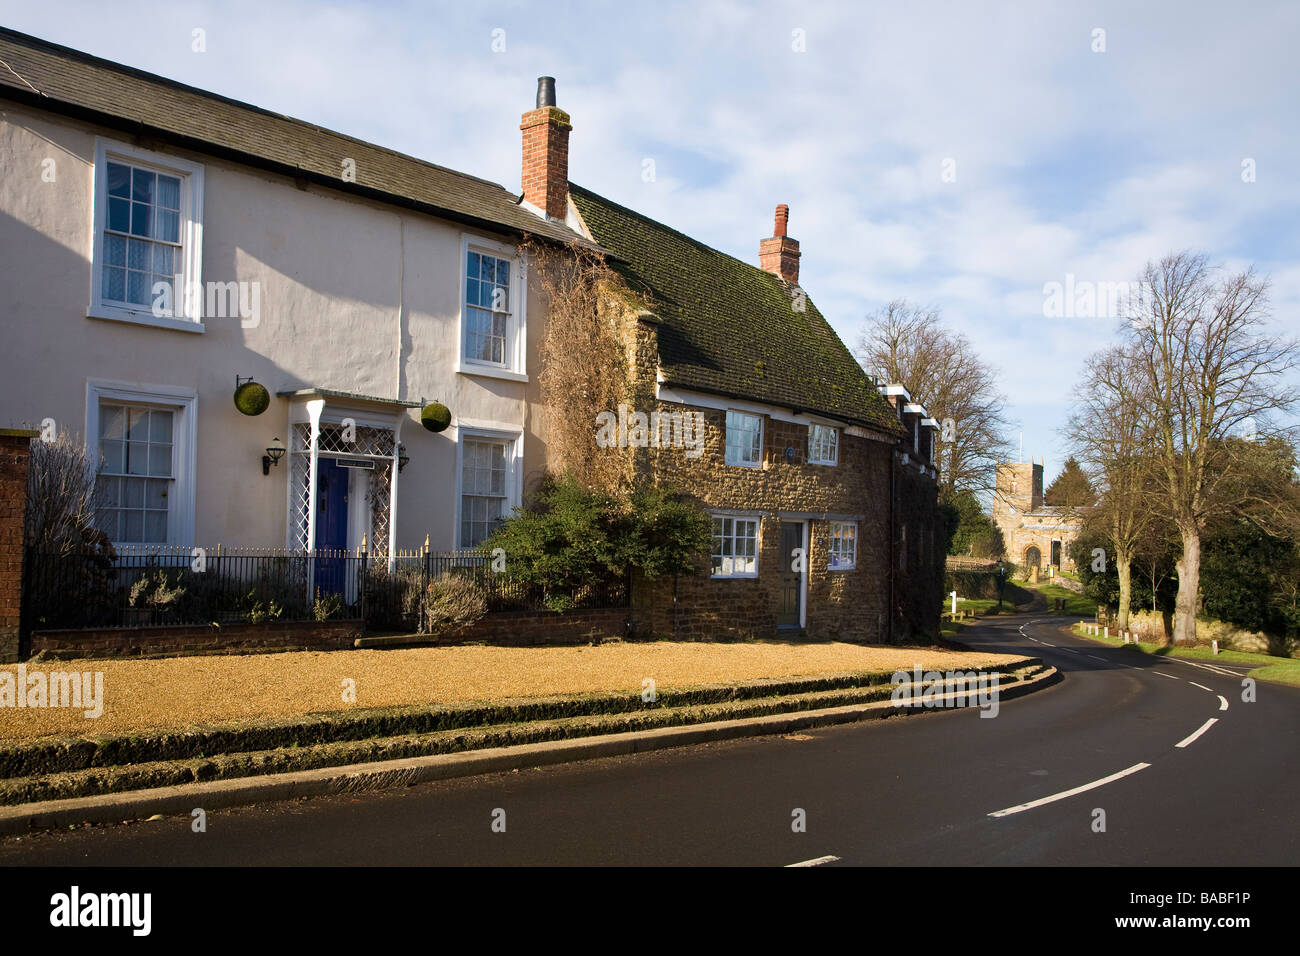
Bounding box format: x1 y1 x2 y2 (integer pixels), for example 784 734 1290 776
710 512 760 579
808 423 839 466
455 422 523 549
85 380 198 548
88 138 205 333
828 520 857 571
456 233 528 383
724 410 763 468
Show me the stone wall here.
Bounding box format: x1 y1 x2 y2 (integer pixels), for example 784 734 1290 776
0 430 35 663
628 400 895 642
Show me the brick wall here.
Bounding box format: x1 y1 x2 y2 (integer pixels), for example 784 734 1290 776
436 606 629 646
30 619 360 659
0 430 35 663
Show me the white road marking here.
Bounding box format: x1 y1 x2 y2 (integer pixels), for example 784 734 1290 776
1217 695 1229 711
988 763 1151 818
1087 654 1107 662
1169 658 1242 679
1059 648 1079 655
1175 718 1218 749
1038 641 1056 647
785 855 841 867
1188 681 1213 692
1150 670 1179 680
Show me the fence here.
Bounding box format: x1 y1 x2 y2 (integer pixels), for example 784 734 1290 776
21 543 630 636
21 545 366 634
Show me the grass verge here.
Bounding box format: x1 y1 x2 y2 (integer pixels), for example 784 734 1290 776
1022 581 1096 616
1070 623 1299 687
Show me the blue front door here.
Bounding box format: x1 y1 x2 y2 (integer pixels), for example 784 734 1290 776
315 457 348 595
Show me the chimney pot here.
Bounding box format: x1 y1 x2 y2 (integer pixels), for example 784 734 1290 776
536 76 557 108
774 204 789 237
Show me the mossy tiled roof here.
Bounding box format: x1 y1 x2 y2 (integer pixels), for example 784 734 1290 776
0 28 587 246
571 185 904 435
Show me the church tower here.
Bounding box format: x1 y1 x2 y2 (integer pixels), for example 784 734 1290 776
993 461 1043 517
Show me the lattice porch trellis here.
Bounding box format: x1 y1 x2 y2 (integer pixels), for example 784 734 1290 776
288 419 399 559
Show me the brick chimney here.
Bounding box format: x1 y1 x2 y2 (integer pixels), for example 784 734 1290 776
520 76 571 221
759 204 800 284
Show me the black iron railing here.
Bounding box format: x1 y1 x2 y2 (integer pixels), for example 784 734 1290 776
21 543 630 637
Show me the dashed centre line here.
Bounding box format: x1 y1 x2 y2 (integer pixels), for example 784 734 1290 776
996 616 1232 820
785 855 841 867
1175 718 1219 749
988 763 1151 818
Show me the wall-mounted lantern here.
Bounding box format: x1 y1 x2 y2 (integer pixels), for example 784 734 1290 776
397 443 410 473
263 436 286 475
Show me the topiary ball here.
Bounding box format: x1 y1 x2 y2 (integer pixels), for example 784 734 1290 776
421 402 451 432
234 381 270 416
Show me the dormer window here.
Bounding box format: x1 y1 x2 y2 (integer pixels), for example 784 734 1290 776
808 424 838 466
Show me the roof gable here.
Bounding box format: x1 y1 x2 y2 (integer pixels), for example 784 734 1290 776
570 185 903 435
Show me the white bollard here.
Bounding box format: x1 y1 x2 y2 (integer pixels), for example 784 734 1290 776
1212 639 1219 655
1104 626 1109 639
951 590 958 616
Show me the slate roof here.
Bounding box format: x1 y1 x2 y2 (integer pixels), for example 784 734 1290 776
570 185 905 435
0 27 586 245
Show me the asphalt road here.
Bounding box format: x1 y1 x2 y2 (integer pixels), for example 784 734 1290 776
1 612 1296 866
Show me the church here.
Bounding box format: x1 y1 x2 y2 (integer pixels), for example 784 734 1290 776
991 460 1084 576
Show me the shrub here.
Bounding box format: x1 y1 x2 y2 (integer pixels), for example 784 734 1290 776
424 573 487 636
363 565 425 631
128 569 186 612
313 592 347 622
483 474 710 609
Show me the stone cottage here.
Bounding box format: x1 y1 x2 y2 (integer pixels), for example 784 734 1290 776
558 180 944 640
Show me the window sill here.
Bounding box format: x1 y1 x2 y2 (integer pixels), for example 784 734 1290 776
456 361 528 384
809 460 838 467
711 572 759 580
724 460 761 469
88 306 206 334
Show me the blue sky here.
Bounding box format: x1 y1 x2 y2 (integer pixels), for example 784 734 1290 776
5 0 1298 484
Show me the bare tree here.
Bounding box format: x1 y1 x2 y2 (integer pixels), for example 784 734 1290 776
855 300 1012 502
1127 252 1300 644
1066 346 1157 629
